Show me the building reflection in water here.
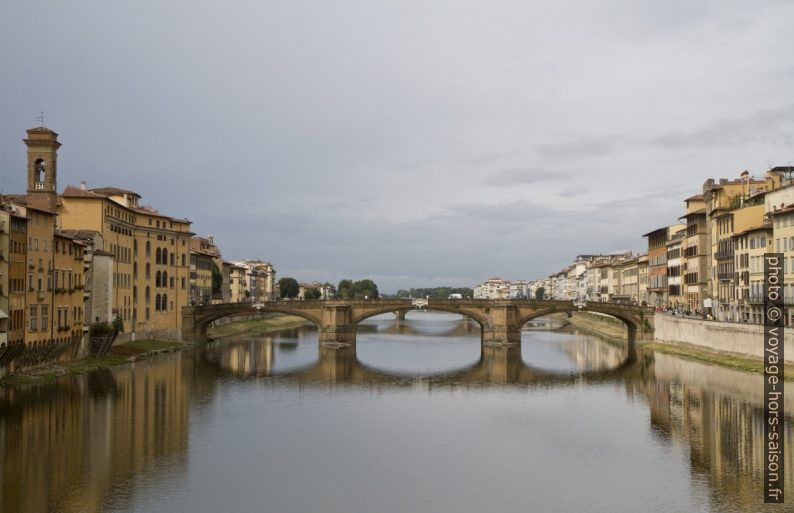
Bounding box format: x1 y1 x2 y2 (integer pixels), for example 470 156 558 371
627 353 794 512
0 352 190 513
1 315 794 513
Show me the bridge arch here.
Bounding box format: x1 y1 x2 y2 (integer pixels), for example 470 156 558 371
515 303 649 351
185 303 323 343
352 305 487 330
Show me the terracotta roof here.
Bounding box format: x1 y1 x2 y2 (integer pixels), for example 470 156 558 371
57 229 102 241
769 205 794 216
27 126 56 133
685 194 704 201
679 208 707 221
89 187 141 198
61 185 107 198
191 248 217 258
10 195 57 214
642 226 669 237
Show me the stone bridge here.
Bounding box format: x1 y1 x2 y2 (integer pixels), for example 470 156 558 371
182 299 654 347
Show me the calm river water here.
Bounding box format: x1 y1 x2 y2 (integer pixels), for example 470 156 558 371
1 312 793 513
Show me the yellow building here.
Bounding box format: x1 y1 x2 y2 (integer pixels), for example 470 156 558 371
733 224 772 324
59 186 193 340
5 126 196 341
189 248 214 306
190 235 223 304
680 194 709 314
53 232 86 343
770 205 794 325
229 263 249 303
0 209 8 348
704 170 784 320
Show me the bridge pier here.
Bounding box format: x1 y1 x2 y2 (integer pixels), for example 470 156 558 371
318 305 356 346
481 305 522 347
394 310 407 321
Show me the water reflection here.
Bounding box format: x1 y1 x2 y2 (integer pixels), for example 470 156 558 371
200 320 639 387
0 313 793 512
0 353 189 513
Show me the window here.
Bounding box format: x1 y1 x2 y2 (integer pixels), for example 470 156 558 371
156 270 161 287
145 286 151 304
155 294 161 311
29 306 37 331
41 305 48 331
146 241 151 256
145 263 151 279
162 294 168 310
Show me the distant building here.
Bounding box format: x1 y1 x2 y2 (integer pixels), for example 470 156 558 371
473 277 510 299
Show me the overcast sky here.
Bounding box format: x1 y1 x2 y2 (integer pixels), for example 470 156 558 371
2 1 793 292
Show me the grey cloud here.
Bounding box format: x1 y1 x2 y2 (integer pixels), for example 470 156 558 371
484 168 569 186
645 103 794 149
534 137 622 160
2 0 794 291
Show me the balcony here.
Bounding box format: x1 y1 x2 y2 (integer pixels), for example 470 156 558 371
714 249 734 260
717 273 733 281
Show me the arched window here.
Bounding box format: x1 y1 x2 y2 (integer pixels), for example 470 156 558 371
133 286 137 300
145 286 150 304
162 271 168 287
156 248 161 265
170 253 175 266
155 270 161 287
145 263 151 278
162 294 168 310
155 294 161 311
146 241 151 256
162 249 168 265
34 158 45 185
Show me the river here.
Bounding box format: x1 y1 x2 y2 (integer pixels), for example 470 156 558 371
1 311 792 512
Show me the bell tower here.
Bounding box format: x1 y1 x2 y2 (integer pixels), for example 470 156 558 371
24 126 61 212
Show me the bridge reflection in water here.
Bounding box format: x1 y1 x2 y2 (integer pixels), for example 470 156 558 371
1 314 793 513
201 315 642 388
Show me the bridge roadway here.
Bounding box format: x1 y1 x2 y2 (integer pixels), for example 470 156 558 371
182 299 654 348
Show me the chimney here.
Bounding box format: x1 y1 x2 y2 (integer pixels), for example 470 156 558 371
80 180 87 190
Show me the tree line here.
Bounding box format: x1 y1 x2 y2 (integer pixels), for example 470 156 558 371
276 277 379 299
394 287 474 299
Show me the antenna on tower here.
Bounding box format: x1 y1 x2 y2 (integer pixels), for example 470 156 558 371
35 110 45 127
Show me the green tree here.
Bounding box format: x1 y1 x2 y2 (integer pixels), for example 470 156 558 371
337 279 354 299
211 262 223 297
353 279 379 299
323 282 337 298
535 287 546 300
305 288 322 300
278 277 300 299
